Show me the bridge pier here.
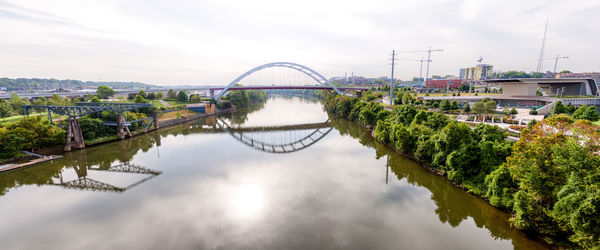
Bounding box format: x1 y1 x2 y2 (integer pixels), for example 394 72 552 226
153 111 159 130
65 117 85 152
116 113 132 139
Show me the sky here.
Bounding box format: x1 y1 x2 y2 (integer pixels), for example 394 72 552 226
0 0 599 86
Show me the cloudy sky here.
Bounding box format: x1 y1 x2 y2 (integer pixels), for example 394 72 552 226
0 0 599 85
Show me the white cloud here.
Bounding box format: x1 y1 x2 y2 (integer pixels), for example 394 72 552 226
0 0 598 85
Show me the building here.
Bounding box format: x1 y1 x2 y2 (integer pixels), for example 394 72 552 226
491 78 597 97
556 72 600 86
420 78 600 115
425 79 464 89
459 64 494 80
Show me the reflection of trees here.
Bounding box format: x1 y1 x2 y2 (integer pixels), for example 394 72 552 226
0 130 163 196
222 101 266 125
329 114 539 249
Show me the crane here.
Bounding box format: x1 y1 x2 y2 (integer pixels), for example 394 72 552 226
396 48 443 85
553 55 569 73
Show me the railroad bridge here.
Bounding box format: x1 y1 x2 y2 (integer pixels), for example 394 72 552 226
23 102 157 151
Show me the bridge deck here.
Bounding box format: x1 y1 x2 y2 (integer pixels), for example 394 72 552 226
209 86 368 91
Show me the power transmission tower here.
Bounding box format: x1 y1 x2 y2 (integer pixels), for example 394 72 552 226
536 18 549 73
553 55 569 73
389 50 397 105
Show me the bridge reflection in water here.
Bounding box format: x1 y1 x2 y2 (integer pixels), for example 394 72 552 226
47 163 162 193
194 116 333 154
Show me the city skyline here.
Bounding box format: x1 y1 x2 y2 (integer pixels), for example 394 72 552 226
0 0 599 85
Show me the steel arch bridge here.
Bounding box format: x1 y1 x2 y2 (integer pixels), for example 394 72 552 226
214 62 342 101
215 118 333 154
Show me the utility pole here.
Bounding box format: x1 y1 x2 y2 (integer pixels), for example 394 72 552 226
417 57 431 88
389 50 397 105
424 48 443 83
536 18 549 73
553 55 569 73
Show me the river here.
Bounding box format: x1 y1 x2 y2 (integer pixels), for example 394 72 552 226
0 95 545 249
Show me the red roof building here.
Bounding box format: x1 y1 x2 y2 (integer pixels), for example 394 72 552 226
425 79 464 89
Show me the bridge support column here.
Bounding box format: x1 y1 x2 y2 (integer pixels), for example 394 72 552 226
65 117 85 152
153 111 159 130
117 113 132 139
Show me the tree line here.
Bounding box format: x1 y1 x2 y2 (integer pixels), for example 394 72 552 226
324 93 600 248
0 78 154 91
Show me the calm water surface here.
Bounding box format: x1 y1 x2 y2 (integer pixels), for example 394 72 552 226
0 95 545 249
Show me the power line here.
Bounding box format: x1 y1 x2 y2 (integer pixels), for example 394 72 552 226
389 50 397 105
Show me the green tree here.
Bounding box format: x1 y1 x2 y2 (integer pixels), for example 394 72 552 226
387 105 417 126
473 102 486 114
0 99 12 119
177 91 188 102
96 86 115 99
573 105 600 121
146 92 155 100
167 89 177 99
509 107 518 115
451 100 459 110
137 90 147 99
463 103 471 113
155 92 164 100
9 94 29 115
47 94 64 106
484 101 497 113
90 96 101 103
190 94 202 103
134 94 147 103
554 101 567 114
440 100 452 111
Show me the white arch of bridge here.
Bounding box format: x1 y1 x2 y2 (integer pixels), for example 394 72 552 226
214 62 341 101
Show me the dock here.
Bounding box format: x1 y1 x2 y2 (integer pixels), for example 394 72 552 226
0 155 63 173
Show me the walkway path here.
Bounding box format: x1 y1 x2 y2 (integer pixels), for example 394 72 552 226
159 100 171 108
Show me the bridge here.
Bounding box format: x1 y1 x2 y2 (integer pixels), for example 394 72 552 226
23 102 158 151
212 118 333 154
2 62 371 101
211 62 368 101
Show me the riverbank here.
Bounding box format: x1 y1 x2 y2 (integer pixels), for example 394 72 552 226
323 94 600 248
0 107 237 173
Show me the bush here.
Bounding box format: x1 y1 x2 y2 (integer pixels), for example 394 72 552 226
529 109 538 115
0 117 65 159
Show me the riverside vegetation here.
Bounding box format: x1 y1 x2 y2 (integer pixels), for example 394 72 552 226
0 88 268 162
324 94 600 248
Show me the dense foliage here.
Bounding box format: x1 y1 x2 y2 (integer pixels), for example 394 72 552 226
507 116 600 247
0 117 65 160
325 94 600 248
96 86 115 99
223 90 268 107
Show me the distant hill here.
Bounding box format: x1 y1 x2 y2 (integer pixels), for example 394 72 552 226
0 78 156 91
